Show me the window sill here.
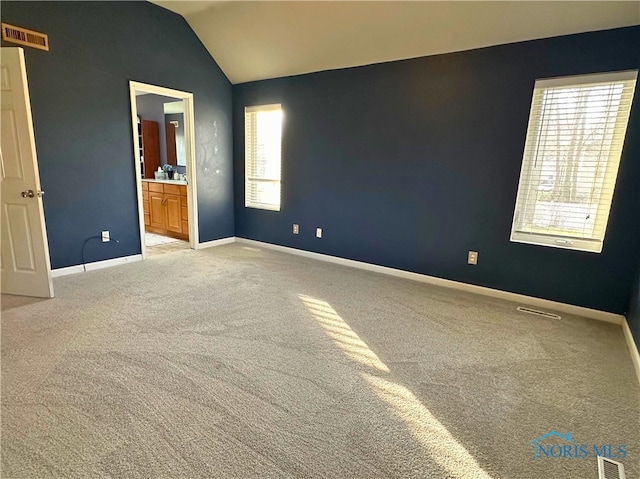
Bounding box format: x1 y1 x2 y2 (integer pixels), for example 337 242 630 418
510 231 602 253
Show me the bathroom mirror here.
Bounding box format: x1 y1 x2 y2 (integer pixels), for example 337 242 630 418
164 101 186 167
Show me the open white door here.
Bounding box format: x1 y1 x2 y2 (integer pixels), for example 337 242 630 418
0 47 53 298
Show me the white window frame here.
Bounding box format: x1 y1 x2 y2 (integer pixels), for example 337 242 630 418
244 103 282 211
510 70 637 253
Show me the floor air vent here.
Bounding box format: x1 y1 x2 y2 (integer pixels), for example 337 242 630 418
1 23 49 51
516 306 561 320
598 456 625 479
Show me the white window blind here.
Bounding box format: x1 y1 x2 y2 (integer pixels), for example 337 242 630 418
245 104 283 211
511 70 637 253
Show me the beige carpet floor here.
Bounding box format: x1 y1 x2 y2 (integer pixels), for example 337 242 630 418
1 243 639 478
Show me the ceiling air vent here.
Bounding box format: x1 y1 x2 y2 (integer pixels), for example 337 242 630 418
1 23 49 51
598 456 626 479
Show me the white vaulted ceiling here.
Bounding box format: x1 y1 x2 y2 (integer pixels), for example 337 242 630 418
150 1 640 84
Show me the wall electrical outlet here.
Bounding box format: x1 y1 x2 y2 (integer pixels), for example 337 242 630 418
468 251 478 265
316 228 322 238
293 224 299 234
101 230 110 242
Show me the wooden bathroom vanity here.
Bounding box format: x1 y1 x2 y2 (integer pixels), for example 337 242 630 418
142 179 189 240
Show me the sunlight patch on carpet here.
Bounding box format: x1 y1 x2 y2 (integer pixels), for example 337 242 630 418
299 294 389 373
363 373 492 479
299 293 493 479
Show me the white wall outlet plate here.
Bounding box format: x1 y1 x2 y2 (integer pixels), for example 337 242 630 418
468 251 478 265
293 224 299 234
101 230 110 242
316 228 322 238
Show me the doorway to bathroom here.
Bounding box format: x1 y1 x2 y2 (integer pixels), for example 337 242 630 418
129 81 198 259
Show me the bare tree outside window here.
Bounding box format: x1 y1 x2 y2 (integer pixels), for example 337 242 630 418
511 71 637 253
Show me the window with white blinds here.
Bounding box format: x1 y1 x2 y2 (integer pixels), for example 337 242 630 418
245 104 283 211
510 70 637 253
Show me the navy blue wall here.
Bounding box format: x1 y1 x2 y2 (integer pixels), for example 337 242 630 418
234 26 640 314
626 186 640 350
1 1 234 268
628 259 640 351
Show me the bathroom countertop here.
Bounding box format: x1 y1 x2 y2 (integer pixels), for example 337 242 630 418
142 178 187 185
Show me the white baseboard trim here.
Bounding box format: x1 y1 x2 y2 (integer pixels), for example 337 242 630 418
236 238 624 325
196 236 237 249
48 235 639 384
52 254 143 277
51 236 237 278
237 238 640 383
622 320 640 385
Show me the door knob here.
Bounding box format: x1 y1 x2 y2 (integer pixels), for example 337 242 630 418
19 190 44 198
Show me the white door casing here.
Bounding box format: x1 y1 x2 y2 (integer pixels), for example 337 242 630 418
0 47 53 298
129 81 198 258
